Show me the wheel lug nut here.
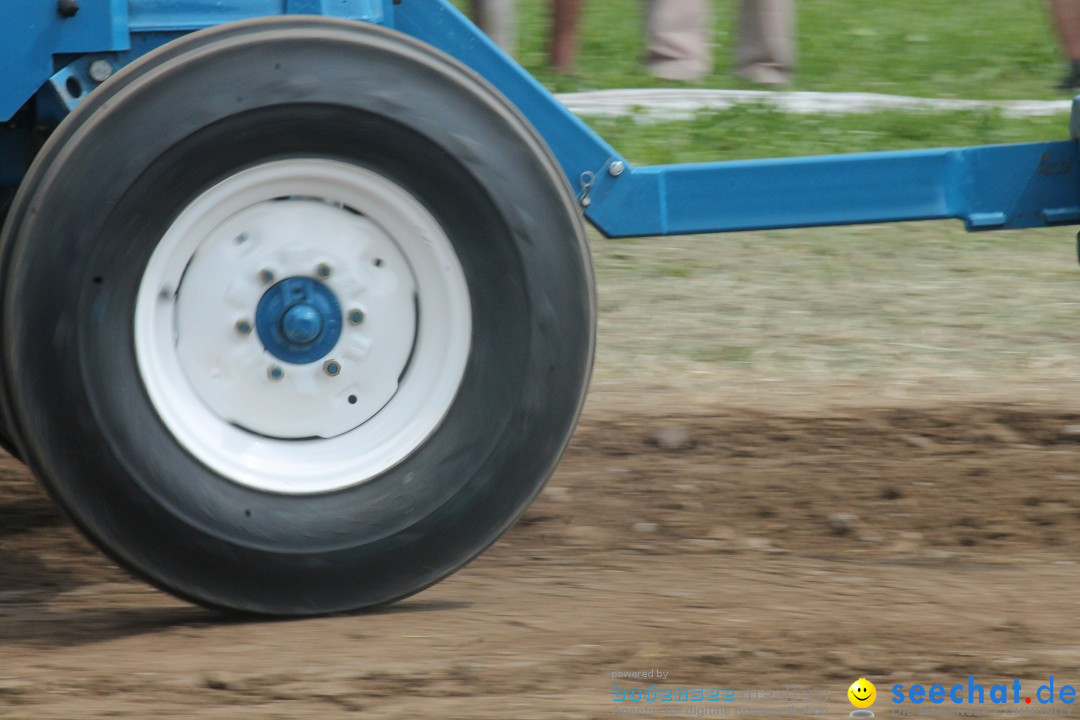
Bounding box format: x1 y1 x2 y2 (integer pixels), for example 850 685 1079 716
235 319 253 335
323 359 341 377
259 268 274 284
268 365 284 381
316 263 331 279
348 309 365 325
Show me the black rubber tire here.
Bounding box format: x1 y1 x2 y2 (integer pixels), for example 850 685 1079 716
0 18 594 615
0 188 11 226
0 187 21 458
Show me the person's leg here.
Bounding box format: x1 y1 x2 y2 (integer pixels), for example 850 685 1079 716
551 0 584 74
1049 0 1080 89
644 0 712 81
472 0 518 55
735 0 795 85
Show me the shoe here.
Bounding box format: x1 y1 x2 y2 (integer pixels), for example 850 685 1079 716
645 57 711 82
1057 60 1080 92
735 64 792 87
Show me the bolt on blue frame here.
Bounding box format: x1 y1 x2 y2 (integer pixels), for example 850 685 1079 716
1 0 1078 239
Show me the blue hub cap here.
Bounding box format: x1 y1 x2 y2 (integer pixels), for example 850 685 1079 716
282 304 322 344
255 277 342 364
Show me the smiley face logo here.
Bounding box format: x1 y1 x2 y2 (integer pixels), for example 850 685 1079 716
848 678 877 709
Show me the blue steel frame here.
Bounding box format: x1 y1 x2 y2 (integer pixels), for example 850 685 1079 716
2 0 1079 239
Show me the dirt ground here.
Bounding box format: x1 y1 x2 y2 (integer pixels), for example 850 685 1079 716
4 392 1080 719
4 219 1080 718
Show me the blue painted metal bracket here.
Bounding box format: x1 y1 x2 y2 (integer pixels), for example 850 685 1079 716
0 0 129 121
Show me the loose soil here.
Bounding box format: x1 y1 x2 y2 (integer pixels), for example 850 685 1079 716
3 398 1080 718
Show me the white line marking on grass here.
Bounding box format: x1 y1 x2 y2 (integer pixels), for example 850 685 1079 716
555 88 1072 121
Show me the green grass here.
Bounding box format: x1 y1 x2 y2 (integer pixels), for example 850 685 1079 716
507 0 1066 100
586 106 1071 165
454 0 1074 160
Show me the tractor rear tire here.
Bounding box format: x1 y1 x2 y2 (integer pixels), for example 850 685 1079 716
0 188 11 226
0 186 20 459
0 18 594 615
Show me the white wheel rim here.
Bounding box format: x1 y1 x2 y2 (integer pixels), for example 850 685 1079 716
134 159 471 494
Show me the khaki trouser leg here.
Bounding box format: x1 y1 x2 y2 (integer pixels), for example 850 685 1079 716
645 0 713 81
472 0 518 56
735 0 795 84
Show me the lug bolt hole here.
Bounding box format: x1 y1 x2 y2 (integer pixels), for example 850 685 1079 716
316 263 331 279
323 360 341 377
348 309 365 325
348 395 357 405
268 365 284 381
